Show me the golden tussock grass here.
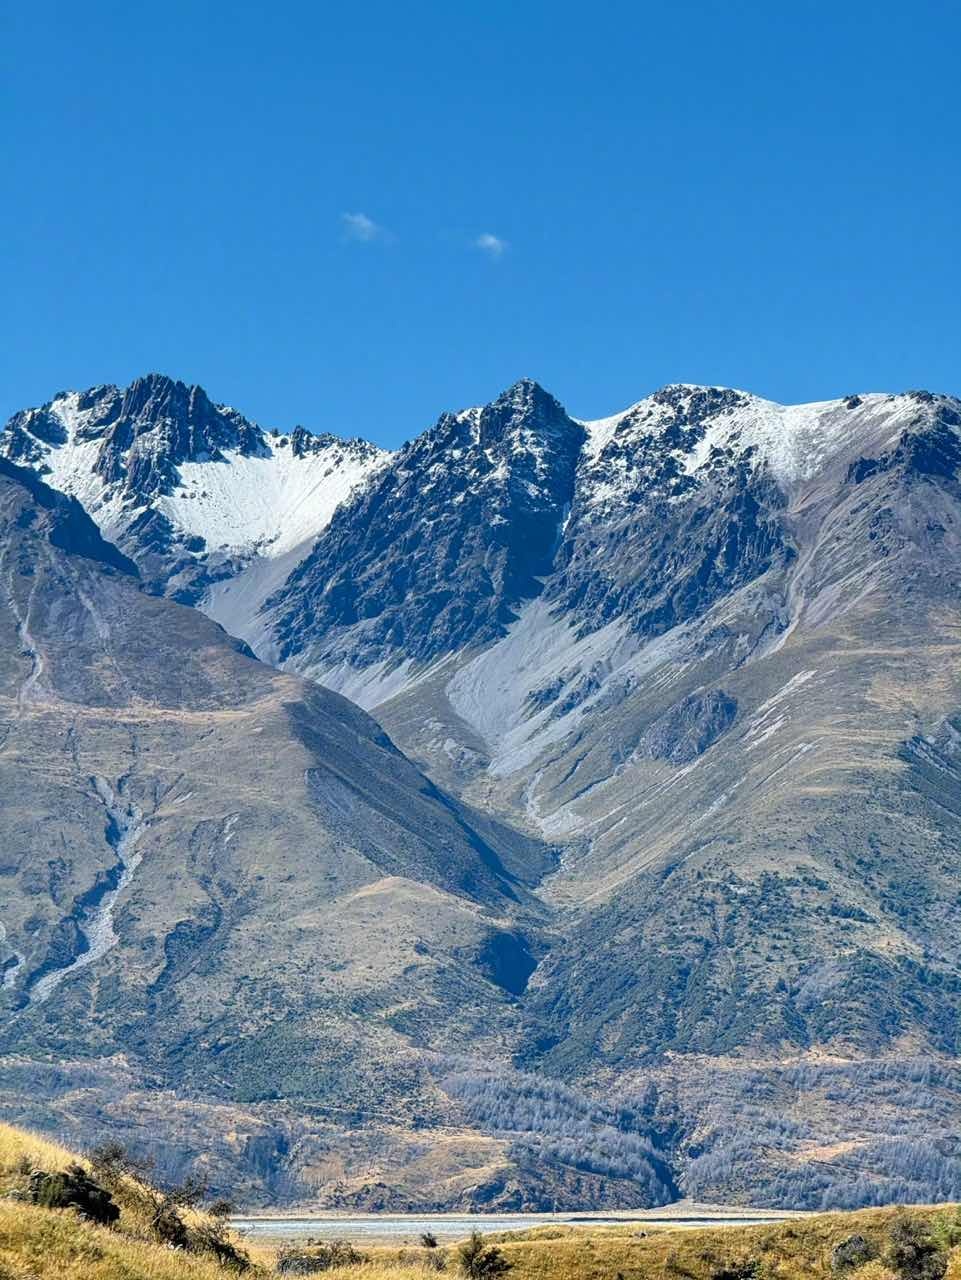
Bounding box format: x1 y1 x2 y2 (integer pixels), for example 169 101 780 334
0 1120 268 1278
0 1200 247 1280
354 1206 961 1280
2 1122 961 1280
0 1122 78 1180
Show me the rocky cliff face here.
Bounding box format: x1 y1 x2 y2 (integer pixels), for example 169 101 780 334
548 385 795 638
4 375 264 499
268 380 585 671
257 383 958 692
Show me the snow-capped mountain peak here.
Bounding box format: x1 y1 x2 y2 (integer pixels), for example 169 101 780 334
0 375 390 612
6 374 956 677
578 383 949 496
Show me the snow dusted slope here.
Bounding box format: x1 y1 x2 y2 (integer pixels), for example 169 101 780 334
264 381 943 713
254 381 960 868
577 384 916 494
442 385 955 775
0 374 389 625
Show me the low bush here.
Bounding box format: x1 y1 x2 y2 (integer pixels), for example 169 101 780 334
710 1261 760 1280
28 1164 119 1226
458 1230 512 1278
834 1235 879 1270
88 1139 251 1270
885 1216 947 1280
276 1240 367 1273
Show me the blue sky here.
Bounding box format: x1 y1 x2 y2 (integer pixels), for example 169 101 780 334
4 1 959 447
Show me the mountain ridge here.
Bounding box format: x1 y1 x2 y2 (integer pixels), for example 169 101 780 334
1 371 960 1211
0 450 594 1207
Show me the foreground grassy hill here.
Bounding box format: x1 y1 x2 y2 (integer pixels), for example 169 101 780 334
4 1121 961 1280
0 1120 271 1277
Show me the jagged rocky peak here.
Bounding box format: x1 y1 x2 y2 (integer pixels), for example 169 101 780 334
476 377 580 443
543 382 961 644
2 403 73 462
478 379 586 506
272 424 382 465
570 385 759 533
846 394 961 487
396 378 587 521
643 382 750 435
2 373 267 499
412 378 582 464
267 380 587 669
578 383 961 508
2 375 392 506
88 373 265 496
0 375 390 614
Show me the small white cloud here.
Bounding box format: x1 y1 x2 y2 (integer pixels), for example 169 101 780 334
341 212 390 243
473 232 508 259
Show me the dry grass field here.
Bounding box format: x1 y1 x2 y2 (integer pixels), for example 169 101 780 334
4 1120 961 1280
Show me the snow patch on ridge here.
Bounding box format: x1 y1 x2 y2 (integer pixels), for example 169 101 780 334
576 401 644 459
27 392 389 561
578 387 919 493
162 441 384 558
682 394 906 486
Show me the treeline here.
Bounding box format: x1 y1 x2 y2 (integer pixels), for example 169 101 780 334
439 1067 675 1203
780 1056 961 1098
441 1054 961 1211
687 1137 961 1210
681 1056 961 1209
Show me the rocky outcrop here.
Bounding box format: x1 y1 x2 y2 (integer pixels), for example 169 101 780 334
0 457 136 576
641 690 738 764
88 374 265 497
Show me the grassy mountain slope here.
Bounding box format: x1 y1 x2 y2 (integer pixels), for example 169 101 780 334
348 391 961 1205
0 460 572 1205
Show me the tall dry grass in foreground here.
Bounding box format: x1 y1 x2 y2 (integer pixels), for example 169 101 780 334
0 1200 258 1280
3 1120 961 1280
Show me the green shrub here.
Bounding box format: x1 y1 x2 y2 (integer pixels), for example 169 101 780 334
457 1230 511 1278
886 1215 948 1280
833 1235 879 1271
276 1240 367 1273
931 1210 961 1252
28 1164 119 1226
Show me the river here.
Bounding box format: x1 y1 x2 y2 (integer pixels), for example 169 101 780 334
231 1210 798 1243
